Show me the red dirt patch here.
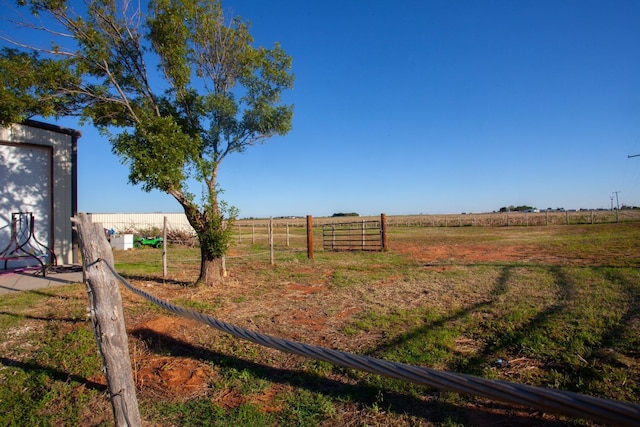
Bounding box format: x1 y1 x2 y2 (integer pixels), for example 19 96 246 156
131 316 217 400
137 356 214 396
393 241 566 265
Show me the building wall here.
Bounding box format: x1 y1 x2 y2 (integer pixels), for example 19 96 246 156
0 121 79 265
88 212 194 233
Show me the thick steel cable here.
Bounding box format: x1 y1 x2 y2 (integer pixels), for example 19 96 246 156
98 259 640 426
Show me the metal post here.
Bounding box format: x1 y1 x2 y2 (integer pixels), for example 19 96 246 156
269 217 274 266
162 216 167 280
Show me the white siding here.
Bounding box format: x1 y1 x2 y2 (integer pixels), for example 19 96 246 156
0 144 51 256
1 121 78 265
88 213 195 233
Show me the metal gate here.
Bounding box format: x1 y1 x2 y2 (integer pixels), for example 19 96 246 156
322 220 383 251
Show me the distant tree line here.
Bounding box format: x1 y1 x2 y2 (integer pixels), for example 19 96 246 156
498 205 536 213
332 212 360 217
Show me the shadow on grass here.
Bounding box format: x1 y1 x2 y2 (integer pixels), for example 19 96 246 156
130 326 573 426
118 273 194 287
0 310 86 323
599 268 640 354
0 284 80 299
0 356 107 392
448 266 572 377
363 266 515 371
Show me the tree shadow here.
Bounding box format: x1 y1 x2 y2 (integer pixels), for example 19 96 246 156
450 266 572 376
361 265 577 380
370 262 640 401
0 310 85 323
129 326 573 426
598 268 640 355
0 356 107 392
118 273 194 287
0 284 80 299
364 265 514 364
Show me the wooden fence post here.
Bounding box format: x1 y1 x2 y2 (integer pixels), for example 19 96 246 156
286 223 290 247
306 215 314 259
71 213 142 427
381 213 388 251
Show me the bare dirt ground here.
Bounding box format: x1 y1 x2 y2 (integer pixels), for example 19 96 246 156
3 224 638 425
108 228 623 426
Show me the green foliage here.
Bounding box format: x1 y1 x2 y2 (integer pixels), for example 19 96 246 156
112 114 195 193
198 202 236 259
0 48 79 125
5 0 294 284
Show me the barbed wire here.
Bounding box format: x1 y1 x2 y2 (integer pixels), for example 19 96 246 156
97 259 640 426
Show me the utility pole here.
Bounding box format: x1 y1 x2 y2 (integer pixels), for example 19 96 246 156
613 191 620 222
610 197 614 211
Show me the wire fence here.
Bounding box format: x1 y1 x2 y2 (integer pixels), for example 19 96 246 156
88 210 640 236
97 210 640 280
98 259 640 426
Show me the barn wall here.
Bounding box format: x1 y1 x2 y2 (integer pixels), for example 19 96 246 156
87 212 195 233
0 121 79 265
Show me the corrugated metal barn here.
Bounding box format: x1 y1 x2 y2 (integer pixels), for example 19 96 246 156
87 212 194 233
1 120 80 267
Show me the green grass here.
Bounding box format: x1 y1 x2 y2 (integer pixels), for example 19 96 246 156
148 399 277 426
1 222 639 425
344 263 640 402
0 290 106 426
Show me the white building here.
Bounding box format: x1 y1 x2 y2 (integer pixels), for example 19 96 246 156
1 120 80 267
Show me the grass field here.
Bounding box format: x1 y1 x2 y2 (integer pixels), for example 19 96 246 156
1 222 639 426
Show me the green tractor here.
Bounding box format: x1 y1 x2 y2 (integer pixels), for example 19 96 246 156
134 236 163 248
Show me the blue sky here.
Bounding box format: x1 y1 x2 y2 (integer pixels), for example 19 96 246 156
5 1 640 217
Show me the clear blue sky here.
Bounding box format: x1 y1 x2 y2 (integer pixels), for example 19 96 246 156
7 1 640 217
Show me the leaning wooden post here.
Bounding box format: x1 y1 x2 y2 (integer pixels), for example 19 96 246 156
71 213 142 427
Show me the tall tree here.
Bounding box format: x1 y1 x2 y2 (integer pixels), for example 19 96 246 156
2 0 294 285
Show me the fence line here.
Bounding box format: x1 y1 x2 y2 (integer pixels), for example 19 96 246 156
98 259 640 426
88 210 640 237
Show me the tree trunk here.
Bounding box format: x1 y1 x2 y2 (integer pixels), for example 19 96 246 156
197 251 224 286
172 192 229 286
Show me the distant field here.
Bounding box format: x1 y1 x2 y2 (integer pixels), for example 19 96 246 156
237 209 640 228
1 222 639 426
